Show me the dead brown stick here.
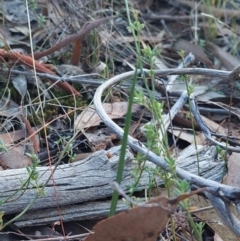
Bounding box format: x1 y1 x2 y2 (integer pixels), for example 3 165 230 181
34 16 112 60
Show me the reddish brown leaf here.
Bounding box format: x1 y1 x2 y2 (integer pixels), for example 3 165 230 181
85 189 204 241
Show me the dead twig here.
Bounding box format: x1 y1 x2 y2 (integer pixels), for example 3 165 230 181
0 49 81 96
33 16 113 60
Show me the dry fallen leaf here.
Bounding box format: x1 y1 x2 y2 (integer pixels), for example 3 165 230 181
206 42 240 70
1 0 37 24
223 152 240 188
0 146 32 169
214 233 224 241
74 102 142 130
85 189 203 241
172 39 214 68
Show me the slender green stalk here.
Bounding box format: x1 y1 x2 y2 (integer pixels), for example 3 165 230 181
109 0 143 216
1 195 39 230
108 69 139 216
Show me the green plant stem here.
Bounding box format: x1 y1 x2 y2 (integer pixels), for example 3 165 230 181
170 217 177 241
1 195 39 230
109 0 142 216
108 69 138 216
187 212 203 241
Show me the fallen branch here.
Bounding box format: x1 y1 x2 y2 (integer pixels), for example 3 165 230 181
0 145 223 226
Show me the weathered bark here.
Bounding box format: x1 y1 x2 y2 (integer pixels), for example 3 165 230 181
1 147 137 214
0 145 224 227
14 200 129 227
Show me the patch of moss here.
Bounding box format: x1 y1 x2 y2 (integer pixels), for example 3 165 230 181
28 87 87 125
